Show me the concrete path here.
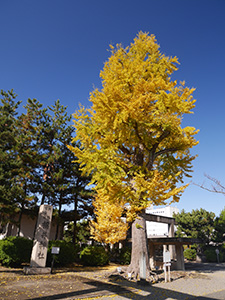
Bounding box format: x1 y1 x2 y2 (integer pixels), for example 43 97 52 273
1 262 225 299
78 262 225 300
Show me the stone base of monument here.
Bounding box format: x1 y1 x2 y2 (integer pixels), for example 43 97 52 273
23 267 51 275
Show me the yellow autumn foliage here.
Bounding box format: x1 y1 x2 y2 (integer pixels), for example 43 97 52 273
90 190 128 244
69 32 198 243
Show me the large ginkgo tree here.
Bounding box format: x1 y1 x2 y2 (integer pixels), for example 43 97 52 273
69 32 198 279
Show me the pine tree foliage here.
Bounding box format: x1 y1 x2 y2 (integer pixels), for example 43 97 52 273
70 32 198 243
214 207 225 243
0 90 21 224
175 208 215 244
0 92 93 238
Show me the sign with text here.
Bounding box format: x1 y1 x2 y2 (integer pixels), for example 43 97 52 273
51 247 60 254
163 250 171 263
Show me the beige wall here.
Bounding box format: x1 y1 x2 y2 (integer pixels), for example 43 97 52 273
1 213 63 240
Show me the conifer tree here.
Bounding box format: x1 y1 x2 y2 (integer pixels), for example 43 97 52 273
175 208 215 245
67 150 93 244
0 95 93 239
36 100 93 240
13 99 45 234
213 207 225 243
0 90 21 225
21 99 93 240
70 32 198 279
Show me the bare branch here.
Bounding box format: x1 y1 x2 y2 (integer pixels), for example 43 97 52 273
193 174 225 195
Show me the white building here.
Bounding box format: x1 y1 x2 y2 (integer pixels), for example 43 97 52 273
145 205 179 237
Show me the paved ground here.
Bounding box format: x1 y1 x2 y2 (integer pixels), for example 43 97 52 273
0 262 225 299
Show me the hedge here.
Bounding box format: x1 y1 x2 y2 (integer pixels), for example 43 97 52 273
0 237 80 267
47 240 79 266
0 236 32 267
80 245 109 266
183 248 197 261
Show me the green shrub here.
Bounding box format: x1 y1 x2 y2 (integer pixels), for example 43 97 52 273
80 246 109 266
0 236 33 267
204 248 223 262
184 248 197 261
119 247 131 265
47 240 79 266
204 249 217 262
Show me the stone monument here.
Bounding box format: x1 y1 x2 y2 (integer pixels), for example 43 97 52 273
24 204 53 275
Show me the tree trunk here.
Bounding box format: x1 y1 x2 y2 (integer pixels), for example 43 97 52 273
55 202 62 240
17 185 27 237
17 205 24 237
72 193 78 244
40 192 46 205
127 214 150 280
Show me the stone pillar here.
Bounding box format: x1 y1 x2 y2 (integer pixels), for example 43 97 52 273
149 241 155 270
163 245 168 252
139 252 146 281
175 243 185 270
24 205 53 275
168 220 175 260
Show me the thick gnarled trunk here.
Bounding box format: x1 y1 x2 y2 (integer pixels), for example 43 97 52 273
127 214 151 280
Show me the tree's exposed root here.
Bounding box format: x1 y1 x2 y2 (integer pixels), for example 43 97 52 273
114 266 159 283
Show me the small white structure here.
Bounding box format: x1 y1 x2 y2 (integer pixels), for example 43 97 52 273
145 206 179 237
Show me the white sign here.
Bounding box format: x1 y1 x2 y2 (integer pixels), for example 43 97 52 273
51 247 60 254
163 251 171 263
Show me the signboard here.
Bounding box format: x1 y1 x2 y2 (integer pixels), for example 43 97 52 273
51 247 60 254
163 250 171 282
163 250 171 263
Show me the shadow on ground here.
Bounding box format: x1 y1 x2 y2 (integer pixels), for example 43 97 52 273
1 262 225 299
25 274 218 300
185 261 225 273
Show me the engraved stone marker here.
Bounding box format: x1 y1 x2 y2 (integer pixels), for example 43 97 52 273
24 204 53 274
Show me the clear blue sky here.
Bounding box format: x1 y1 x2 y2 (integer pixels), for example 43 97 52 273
1 0 225 216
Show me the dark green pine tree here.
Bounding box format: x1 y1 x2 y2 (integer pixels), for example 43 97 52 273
65 143 93 243
175 208 215 245
0 94 93 241
0 90 21 225
13 99 44 235
213 207 225 243
49 140 93 241
39 100 93 240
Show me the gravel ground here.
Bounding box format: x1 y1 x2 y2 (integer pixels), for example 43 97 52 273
0 262 225 300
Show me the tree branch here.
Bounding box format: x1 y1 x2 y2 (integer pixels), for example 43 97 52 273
134 122 146 148
154 148 178 158
146 130 171 170
119 145 131 156
194 174 225 195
